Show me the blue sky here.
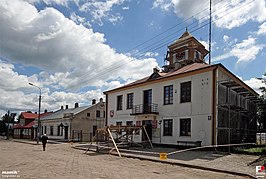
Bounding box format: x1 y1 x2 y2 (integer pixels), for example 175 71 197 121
0 0 265 117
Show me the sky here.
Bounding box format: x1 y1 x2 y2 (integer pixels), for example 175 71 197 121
0 0 266 118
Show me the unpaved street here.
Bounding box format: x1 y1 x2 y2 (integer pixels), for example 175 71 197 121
0 140 246 179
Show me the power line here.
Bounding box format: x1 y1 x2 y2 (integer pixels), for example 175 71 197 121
65 0 255 91
64 0 229 90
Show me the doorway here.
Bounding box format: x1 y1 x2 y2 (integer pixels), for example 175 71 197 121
143 89 152 113
142 120 152 142
64 126 68 139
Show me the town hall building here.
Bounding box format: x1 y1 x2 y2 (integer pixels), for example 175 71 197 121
104 30 258 147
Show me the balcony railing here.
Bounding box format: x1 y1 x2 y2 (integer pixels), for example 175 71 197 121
131 103 159 115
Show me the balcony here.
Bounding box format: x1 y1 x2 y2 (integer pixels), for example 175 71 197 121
131 103 159 115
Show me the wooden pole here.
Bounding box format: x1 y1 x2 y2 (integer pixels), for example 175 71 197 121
107 128 121 157
143 126 153 149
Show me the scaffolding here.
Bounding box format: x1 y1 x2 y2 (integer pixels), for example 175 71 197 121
217 79 260 152
85 125 153 157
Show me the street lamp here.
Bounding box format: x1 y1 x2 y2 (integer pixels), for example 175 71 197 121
29 82 41 144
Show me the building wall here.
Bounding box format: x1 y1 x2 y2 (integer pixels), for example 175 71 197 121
13 128 33 139
71 103 105 141
40 103 105 142
107 71 214 146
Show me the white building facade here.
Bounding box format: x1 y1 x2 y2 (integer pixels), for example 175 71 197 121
104 31 258 146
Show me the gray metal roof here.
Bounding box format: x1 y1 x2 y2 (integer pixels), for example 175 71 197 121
41 106 91 120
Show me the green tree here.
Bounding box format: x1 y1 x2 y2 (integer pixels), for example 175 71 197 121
258 73 266 131
0 112 16 134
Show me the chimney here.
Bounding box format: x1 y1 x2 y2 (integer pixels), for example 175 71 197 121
66 105 68 109
92 99 96 105
61 106 64 110
74 103 79 108
44 109 47 113
100 98 103 104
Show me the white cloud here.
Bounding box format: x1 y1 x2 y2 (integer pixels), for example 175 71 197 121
122 6 129 10
212 53 233 62
244 77 266 96
223 35 229 42
144 52 159 57
70 12 91 28
257 22 266 36
199 40 209 50
0 0 159 115
153 0 266 29
0 0 158 89
231 37 264 64
79 0 125 26
0 59 104 115
213 36 264 64
24 0 69 7
152 0 172 11
0 60 33 91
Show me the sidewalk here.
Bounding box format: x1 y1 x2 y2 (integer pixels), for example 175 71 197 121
73 143 261 179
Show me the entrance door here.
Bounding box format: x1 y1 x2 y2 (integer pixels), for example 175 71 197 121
20 129 24 139
143 89 152 113
64 126 68 139
142 120 152 142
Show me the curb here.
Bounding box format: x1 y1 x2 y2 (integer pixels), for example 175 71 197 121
75 146 256 179
13 140 39 145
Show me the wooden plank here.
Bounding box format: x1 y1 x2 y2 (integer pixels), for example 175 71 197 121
143 126 153 149
107 128 121 157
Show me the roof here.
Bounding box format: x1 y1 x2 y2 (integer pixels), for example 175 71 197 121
41 106 91 120
13 121 35 129
104 62 258 96
21 112 53 119
104 62 210 94
168 30 194 48
21 112 38 119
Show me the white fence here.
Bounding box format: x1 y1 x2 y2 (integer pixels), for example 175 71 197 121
256 133 266 145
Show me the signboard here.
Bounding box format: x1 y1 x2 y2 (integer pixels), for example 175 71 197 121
152 120 157 128
110 110 114 118
160 153 167 160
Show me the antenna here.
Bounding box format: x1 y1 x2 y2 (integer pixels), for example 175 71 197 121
209 0 212 64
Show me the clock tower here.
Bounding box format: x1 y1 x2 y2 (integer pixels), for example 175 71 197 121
165 29 209 70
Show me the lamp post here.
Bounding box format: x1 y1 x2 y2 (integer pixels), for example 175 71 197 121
29 83 41 144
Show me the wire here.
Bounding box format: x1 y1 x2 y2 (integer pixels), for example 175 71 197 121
65 0 255 91
64 0 228 90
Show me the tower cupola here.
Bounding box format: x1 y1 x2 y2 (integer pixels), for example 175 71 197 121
165 29 209 70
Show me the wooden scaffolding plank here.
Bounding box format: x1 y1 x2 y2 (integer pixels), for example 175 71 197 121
107 128 121 157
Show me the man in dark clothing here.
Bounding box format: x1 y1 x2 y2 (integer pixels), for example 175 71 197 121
41 134 48 151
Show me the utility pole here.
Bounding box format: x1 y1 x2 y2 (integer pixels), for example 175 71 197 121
209 0 212 64
29 83 42 144
6 110 10 140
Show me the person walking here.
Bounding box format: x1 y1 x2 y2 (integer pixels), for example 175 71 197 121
41 134 48 151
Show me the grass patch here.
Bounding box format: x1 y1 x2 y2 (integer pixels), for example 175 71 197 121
234 146 266 155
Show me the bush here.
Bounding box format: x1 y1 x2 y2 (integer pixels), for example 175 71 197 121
234 146 266 155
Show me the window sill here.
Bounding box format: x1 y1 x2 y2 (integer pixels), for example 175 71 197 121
163 103 173 105
180 101 191 104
